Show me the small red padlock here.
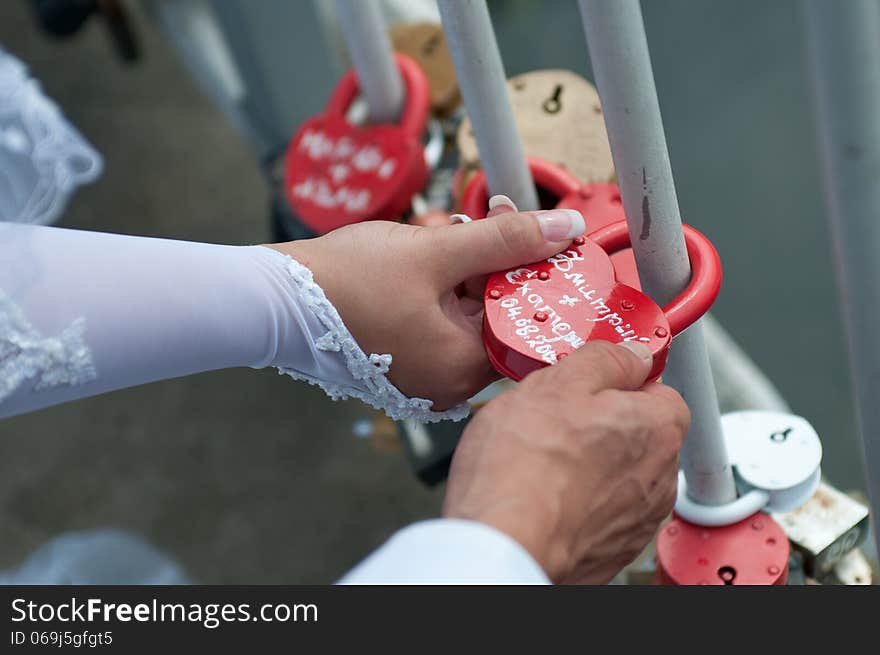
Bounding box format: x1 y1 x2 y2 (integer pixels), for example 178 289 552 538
655 513 789 585
284 54 430 234
461 157 641 289
481 220 721 382
460 156 581 216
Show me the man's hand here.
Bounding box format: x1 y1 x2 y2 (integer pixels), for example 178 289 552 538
443 340 690 584
267 204 584 410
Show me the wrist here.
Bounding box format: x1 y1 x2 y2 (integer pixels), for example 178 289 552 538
340 519 551 584
444 510 564 582
253 243 469 423
444 423 571 581
262 239 315 269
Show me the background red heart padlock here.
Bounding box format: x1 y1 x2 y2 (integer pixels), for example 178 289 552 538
284 53 430 235
481 214 722 382
461 156 642 289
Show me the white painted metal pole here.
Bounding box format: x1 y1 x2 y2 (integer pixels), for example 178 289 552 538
805 0 880 549
437 0 539 210
578 0 736 505
334 0 404 124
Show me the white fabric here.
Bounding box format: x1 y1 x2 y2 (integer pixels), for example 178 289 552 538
339 519 550 584
0 529 192 585
0 48 103 225
0 290 96 403
0 522 550 585
0 222 467 422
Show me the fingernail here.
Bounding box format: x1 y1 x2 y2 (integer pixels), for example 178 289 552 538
450 213 473 224
536 209 586 241
488 194 518 211
617 341 654 365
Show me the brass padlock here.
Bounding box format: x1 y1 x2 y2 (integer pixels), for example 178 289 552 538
456 69 615 186
390 22 461 117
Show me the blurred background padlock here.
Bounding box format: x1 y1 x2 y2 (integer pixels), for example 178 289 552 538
456 69 615 195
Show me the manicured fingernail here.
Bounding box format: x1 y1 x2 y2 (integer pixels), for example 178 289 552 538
450 213 473 224
536 209 586 241
617 341 654 365
488 194 518 211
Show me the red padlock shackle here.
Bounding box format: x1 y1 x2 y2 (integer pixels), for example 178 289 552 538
325 53 430 139
461 156 581 217
586 221 722 337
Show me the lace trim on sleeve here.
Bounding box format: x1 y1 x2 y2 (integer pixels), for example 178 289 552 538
0 291 96 404
275 257 470 424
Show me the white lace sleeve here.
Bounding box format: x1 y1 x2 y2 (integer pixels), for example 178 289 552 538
0 222 469 422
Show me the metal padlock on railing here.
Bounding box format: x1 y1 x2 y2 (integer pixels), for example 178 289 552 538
456 69 614 186
460 156 721 382
479 219 721 383
657 410 832 585
390 22 465 227
390 22 461 117
773 481 870 578
674 411 824 526
656 512 792 585
461 156 640 287
284 53 430 234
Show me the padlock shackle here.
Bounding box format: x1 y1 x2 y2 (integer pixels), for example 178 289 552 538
461 156 581 217
325 53 430 140
587 221 721 337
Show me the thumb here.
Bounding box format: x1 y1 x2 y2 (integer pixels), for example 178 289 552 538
432 208 586 284
553 340 654 393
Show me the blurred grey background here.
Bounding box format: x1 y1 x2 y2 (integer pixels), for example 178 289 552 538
0 0 864 582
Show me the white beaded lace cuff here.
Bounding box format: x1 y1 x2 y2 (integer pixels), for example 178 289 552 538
0 291 97 405
272 254 470 424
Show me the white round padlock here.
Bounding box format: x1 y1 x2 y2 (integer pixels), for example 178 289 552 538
674 410 822 526
724 410 822 512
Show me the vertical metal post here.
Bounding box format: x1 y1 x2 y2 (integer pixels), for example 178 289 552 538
437 0 539 211
805 0 880 549
334 0 404 124
578 0 736 505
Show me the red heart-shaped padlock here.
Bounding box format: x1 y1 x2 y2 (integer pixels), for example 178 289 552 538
482 220 721 382
284 54 430 234
461 156 643 289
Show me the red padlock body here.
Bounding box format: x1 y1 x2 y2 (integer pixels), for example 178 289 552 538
557 182 641 291
656 513 790 585
284 54 430 234
483 221 721 382
482 236 671 382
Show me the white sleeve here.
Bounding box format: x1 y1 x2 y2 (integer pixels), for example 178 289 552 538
338 519 551 584
0 222 469 422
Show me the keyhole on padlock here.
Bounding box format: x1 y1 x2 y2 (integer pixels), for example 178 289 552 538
542 84 563 114
422 33 441 57
770 427 793 443
717 566 737 585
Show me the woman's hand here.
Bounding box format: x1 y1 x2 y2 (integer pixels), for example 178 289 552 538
266 201 585 410
443 340 690 584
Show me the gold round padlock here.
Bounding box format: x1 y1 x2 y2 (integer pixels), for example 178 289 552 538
389 22 461 117
456 69 615 184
